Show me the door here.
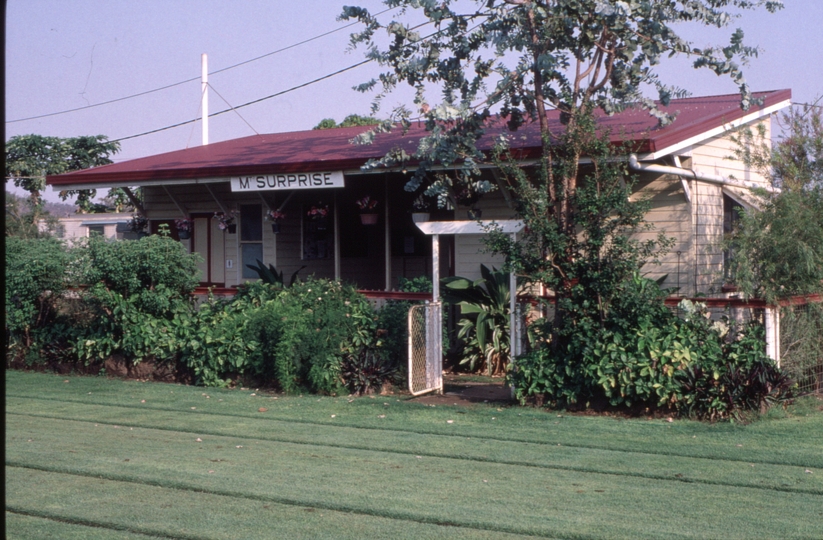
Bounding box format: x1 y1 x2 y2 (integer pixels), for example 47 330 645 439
191 214 225 286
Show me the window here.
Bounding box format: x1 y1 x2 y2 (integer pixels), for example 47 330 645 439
723 194 743 282
240 204 263 278
87 225 105 237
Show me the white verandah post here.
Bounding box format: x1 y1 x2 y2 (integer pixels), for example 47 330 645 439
765 306 781 367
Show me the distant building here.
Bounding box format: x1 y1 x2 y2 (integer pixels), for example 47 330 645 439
41 213 137 242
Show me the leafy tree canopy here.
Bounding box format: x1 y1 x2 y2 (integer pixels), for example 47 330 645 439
731 100 823 193
728 103 823 302
5 134 120 212
5 134 134 237
313 114 382 130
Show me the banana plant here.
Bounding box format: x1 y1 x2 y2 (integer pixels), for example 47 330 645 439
441 264 512 375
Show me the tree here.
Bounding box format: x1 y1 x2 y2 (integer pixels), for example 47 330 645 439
731 99 822 193
5 196 49 239
342 0 781 347
5 134 121 217
312 114 382 130
727 103 823 302
726 103 823 389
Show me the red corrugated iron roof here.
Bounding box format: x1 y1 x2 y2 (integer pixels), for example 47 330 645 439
47 89 790 187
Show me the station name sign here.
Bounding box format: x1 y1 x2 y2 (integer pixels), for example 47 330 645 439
230 171 344 192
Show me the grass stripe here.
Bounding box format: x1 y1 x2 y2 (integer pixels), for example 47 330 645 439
6 509 194 540
6 511 174 540
7 416 823 539
5 467 556 540
8 409 822 496
8 393 823 468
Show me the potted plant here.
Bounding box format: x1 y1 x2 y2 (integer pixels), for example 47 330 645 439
213 210 238 233
410 194 432 223
174 218 193 239
128 214 149 237
266 209 286 233
307 203 329 231
356 195 379 225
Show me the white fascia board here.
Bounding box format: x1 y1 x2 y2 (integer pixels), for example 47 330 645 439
415 219 524 235
79 220 129 226
722 186 763 210
636 99 791 161
48 176 231 192
342 162 528 176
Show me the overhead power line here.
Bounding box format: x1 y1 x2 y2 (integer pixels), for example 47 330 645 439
111 17 454 143
111 59 372 143
6 7 395 124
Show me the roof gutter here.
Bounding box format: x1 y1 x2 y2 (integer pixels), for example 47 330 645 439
627 154 780 194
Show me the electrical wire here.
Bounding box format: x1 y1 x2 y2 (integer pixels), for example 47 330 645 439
19 10 487 146
110 15 471 143
5 7 396 124
111 59 372 143
204 82 261 136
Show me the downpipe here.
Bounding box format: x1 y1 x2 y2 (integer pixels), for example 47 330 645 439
627 154 780 194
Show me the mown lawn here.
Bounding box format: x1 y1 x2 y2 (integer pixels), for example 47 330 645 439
6 370 823 539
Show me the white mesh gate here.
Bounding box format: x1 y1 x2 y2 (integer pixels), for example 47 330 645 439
408 302 443 395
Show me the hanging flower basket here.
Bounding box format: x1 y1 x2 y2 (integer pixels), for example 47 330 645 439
128 214 149 234
356 195 379 212
266 210 286 234
213 211 238 233
360 213 379 225
356 196 379 226
174 218 193 239
307 204 329 231
456 187 481 208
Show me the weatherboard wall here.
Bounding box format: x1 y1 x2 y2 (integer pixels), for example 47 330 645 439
630 171 695 295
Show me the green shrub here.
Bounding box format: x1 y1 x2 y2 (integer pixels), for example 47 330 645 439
75 283 194 366
244 260 305 287
677 322 794 420
7 236 388 395
6 237 73 367
175 293 258 387
82 234 201 314
177 278 378 392
374 276 432 381
242 278 377 393
510 277 794 419
341 346 396 395
5 237 70 338
71 235 202 366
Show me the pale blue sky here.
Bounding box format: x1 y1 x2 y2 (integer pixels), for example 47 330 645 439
6 0 822 202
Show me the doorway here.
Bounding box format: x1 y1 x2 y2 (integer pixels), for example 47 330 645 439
191 213 225 286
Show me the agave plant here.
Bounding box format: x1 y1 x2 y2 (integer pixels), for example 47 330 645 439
441 264 512 375
245 260 305 288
